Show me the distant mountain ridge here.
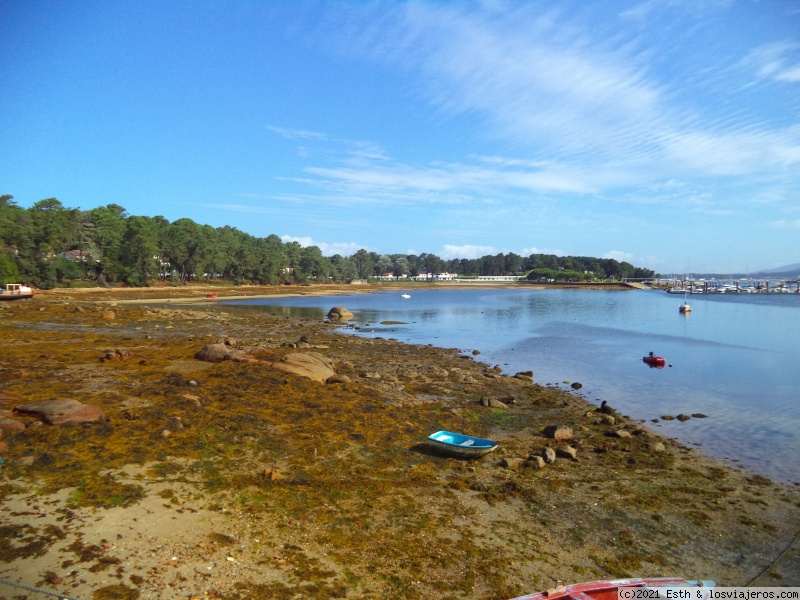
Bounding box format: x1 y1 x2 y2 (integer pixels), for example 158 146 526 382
753 262 800 275
685 262 800 279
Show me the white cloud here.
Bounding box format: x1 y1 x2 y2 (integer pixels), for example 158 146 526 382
603 250 634 263
743 42 800 83
768 219 800 230
521 246 565 256
266 126 327 140
280 235 363 256
441 244 498 259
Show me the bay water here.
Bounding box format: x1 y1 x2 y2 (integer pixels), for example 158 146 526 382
226 288 800 484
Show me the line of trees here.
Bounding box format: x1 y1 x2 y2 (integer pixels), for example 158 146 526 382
0 195 656 288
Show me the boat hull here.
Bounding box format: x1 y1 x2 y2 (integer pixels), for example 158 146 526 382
643 356 666 367
427 430 498 458
509 578 714 600
0 284 34 301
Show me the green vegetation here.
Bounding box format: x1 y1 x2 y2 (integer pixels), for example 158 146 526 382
0 194 656 288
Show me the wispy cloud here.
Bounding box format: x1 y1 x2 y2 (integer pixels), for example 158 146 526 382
742 42 800 83
275 1 798 220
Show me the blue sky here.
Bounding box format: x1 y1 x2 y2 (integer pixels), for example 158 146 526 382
2 1 799 274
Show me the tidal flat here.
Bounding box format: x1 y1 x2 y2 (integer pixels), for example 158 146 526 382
1 284 799 600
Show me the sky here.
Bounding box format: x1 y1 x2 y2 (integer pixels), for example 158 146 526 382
1 1 799 274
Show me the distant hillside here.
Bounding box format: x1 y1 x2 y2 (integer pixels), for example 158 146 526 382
753 262 800 275
686 262 800 280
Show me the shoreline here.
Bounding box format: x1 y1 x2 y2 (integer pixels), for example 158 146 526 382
1 285 799 599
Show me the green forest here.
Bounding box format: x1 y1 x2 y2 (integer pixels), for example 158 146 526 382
0 195 656 288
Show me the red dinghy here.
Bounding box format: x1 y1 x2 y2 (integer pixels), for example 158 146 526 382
643 352 666 367
509 578 713 600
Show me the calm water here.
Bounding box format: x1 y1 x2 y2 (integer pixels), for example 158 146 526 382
225 288 800 484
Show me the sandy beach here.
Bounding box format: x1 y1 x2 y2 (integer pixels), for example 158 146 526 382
1 284 798 600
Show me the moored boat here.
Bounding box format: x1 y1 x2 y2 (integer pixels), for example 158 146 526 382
0 283 34 301
508 578 714 600
643 353 666 367
427 430 498 458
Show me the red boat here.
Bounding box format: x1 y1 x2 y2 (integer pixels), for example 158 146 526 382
509 578 713 600
643 353 666 367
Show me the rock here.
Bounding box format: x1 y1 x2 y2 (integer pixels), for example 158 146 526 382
556 445 578 460
217 336 238 347
223 349 259 363
14 399 105 425
541 447 556 464
677 414 691 422
479 397 508 409
612 429 632 438
195 344 233 363
326 374 352 384
272 352 335 384
514 372 533 382
327 306 353 321
544 425 573 440
691 413 708 418
164 416 184 432
570 382 582 390
600 415 616 426
472 349 481 355
649 442 666 453
102 349 133 362
0 416 26 432
101 310 116 320
500 457 525 469
526 455 546 470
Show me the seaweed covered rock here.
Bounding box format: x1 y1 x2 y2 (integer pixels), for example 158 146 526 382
272 352 335 384
14 399 104 424
195 343 233 363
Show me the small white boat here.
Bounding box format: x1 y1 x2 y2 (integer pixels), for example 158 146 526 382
427 430 498 458
0 284 34 301
401 293 411 299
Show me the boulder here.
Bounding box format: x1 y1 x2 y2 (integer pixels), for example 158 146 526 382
195 343 233 363
272 352 335 384
544 425 572 440
223 349 260 363
479 397 509 409
0 416 26 432
14 399 104 424
526 455 546 470
327 306 353 321
570 382 583 390
500 457 525 469
556 445 578 460
612 429 632 438
541 447 556 464
326 374 352 384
